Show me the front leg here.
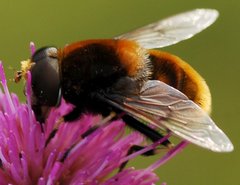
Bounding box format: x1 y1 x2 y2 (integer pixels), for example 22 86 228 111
45 106 83 147
45 102 115 147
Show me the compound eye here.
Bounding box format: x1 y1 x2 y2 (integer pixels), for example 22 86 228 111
32 47 58 62
31 47 61 106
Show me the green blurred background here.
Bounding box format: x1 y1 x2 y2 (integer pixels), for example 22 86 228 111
0 0 239 184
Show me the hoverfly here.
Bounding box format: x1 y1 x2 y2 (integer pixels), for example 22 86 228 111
16 9 233 152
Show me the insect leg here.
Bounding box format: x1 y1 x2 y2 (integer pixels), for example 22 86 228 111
45 102 113 147
118 114 172 171
63 106 83 122
122 115 171 144
119 145 156 171
44 107 81 147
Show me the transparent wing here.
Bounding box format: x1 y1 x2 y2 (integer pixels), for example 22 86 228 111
115 9 219 49
104 80 233 152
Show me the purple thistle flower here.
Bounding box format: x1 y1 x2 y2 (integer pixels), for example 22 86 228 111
0 43 188 185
